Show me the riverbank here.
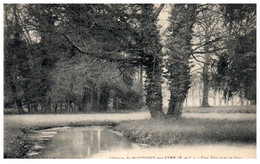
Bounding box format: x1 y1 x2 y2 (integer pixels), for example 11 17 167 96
4 112 150 158
4 106 256 158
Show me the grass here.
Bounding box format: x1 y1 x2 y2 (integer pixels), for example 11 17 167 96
182 105 256 113
4 125 32 158
115 118 256 146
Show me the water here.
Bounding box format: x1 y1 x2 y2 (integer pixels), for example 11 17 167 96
27 126 256 159
27 126 133 158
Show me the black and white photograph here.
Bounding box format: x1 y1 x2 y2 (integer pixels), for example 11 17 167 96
2 1 257 159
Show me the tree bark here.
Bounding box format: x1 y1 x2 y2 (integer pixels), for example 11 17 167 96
16 98 24 114
99 86 110 112
138 65 145 105
27 103 31 113
201 71 210 107
65 100 69 112
59 102 63 112
82 87 92 112
112 92 118 111
46 97 51 112
92 88 99 112
145 58 165 119
54 103 58 113
167 93 184 118
201 33 211 107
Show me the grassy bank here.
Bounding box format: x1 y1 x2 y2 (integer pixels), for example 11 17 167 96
115 118 256 145
4 125 32 158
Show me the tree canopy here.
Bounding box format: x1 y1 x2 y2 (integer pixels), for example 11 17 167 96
4 4 256 117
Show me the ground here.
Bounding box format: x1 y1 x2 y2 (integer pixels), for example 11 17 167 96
3 105 256 158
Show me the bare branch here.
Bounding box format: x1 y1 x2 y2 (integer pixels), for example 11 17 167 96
61 33 142 65
191 53 208 65
192 37 222 52
154 4 165 18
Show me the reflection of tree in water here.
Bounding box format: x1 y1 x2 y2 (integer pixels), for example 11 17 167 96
37 127 133 158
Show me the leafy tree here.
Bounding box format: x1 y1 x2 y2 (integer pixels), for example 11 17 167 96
4 4 165 118
50 53 142 113
51 4 166 118
192 5 225 107
213 4 256 104
4 4 31 113
127 4 165 118
164 4 198 117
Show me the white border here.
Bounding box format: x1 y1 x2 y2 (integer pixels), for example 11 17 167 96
0 1 259 164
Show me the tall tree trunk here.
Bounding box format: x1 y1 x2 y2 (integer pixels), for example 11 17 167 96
82 87 92 112
145 58 165 119
77 103 82 112
92 88 99 112
59 102 63 112
138 65 145 105
54 103 58 113
16 98 24 114
167 94 176 116
31 103 37 112
201 29 211 107
99 86 110 112
65 98 69 112
167 93 184 118
46 97 51 112
27 103 31 113
9 77 24 113
201 71 210 107
113 92 118 111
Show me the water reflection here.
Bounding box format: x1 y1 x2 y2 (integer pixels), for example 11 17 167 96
30 126 256 159
37 127 132 158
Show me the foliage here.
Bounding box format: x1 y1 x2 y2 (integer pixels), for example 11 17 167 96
213 4 256 103
50 53 142 111
133 4 164 118
4 5 31 112
192 5 225 107
164 4 198 117
5 4 153 113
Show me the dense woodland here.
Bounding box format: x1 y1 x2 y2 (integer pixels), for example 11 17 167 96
4 4 256 118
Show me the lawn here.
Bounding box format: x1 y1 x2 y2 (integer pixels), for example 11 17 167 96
182 105 256 114
115 118 256 146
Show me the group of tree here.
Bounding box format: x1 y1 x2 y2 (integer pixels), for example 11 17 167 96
189 4 256 107
4 4 256 118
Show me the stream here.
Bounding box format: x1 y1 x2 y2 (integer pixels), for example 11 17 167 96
26 126 256 159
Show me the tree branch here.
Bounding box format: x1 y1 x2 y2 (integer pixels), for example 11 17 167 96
193 47 226 54
192 37 222 52
61 33 142 65
154 4 165 18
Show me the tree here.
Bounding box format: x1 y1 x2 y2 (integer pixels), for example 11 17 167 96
192 5 225 107
55 4 166 118
50 53 142 113
4 4 165 118
4 4 31 113
213 4 256 104
164 4 198 117
128 4 165 118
